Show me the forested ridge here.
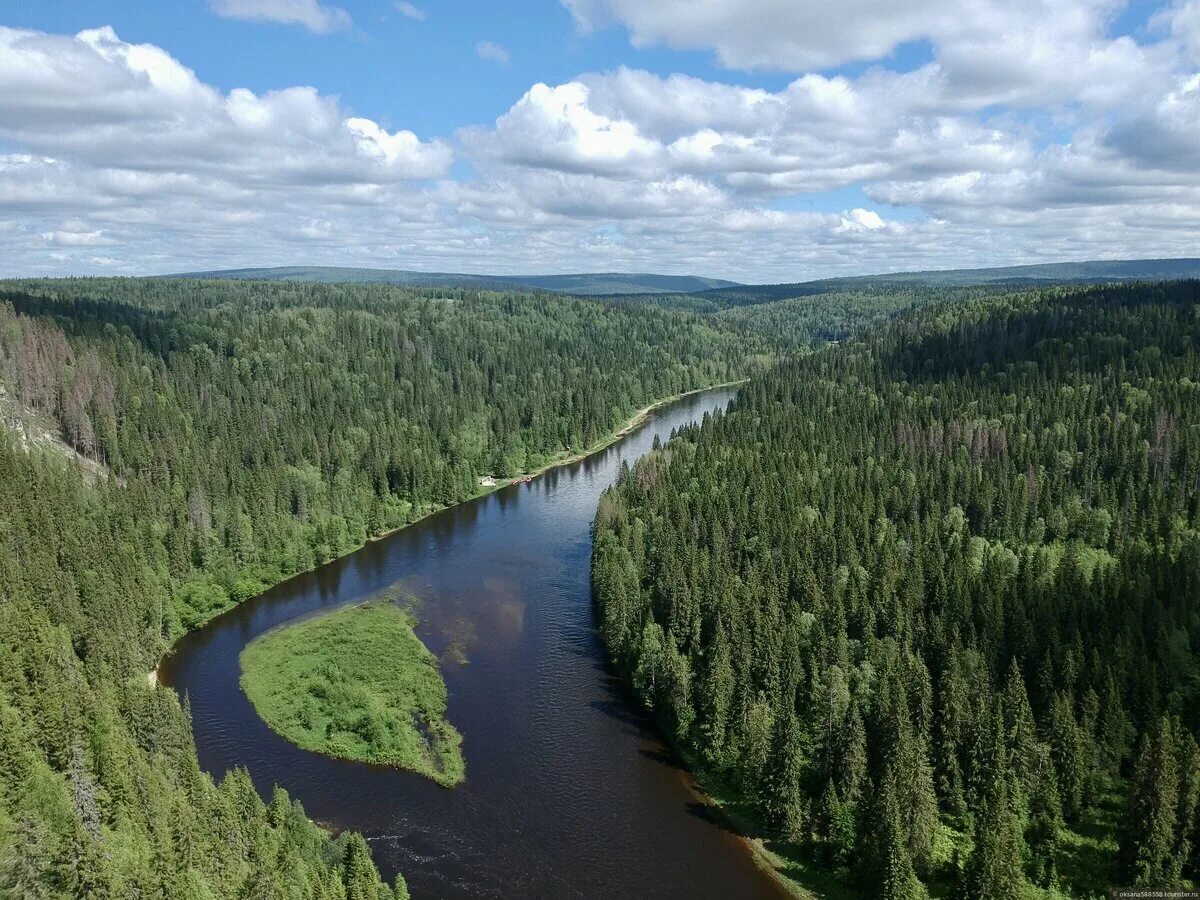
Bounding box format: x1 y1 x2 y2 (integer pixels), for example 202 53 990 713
0 277 761 897
606 281 1018 347
175 267 740 296
601 257 1200 313
592 281 1200 898
712 286 1011 345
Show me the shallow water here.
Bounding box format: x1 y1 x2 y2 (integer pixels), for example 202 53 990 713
160 387 786 899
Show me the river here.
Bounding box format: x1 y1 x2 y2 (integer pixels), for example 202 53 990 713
159 386 786 899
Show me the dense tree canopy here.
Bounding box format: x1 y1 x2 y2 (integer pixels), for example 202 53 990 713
593 281 1200 898
0 277 764 638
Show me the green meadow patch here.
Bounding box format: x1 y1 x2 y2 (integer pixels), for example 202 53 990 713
240 600 464 786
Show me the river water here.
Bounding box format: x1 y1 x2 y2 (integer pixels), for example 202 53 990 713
159 387 785 899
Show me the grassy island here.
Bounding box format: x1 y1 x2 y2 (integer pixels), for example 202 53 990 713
240 600 465 786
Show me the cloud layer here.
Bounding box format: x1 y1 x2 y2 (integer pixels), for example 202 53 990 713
1 4 1199 281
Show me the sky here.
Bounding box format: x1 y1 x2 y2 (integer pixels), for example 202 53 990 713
0 0 1197 282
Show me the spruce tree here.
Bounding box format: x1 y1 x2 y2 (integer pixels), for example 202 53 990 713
961 709 1026 900
1122 716 1182 887
868 768 925 900
343 834 382 900
761 710 807 841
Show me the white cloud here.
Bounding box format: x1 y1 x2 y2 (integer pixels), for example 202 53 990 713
41 229 108 246
0 27 451 184
2 11 1200 282
1104 73 1200 172
562 0 933 70
464 69 1035 199
561 0 1171 101
1152 0 1200 59
476 41 510 64
394 2 427 21
0 27 457 276
209 0 351 33
840 208 886 231
464 82 658 172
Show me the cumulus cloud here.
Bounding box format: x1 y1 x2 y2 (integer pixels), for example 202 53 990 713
561 0 1143 79
463 69 1035 199
209 0 351 33
1104 73 1200 172
41 230 110 247
0 27 451 183
464 82 658 172
562 0 938 70
1153 0 1200 58
446 0 1200 277
0 26 455 275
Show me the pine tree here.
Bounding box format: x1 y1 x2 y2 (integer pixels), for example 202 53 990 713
837 708 868 803
1048 693 1087 822
1000 659 1037 795
818 779 857 866
1178 731 1200 885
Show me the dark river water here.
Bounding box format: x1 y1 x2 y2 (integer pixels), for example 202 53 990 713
160 387 785 899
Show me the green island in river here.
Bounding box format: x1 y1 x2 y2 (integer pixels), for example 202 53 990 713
240 600 465 787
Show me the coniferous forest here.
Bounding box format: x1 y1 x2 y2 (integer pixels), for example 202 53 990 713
0 277 763 897
2 272 1198 899
593 281 1200 898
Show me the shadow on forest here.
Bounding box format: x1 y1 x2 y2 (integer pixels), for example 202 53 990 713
1054 784 1123 899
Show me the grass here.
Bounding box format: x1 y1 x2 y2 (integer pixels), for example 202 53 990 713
240 599 464 787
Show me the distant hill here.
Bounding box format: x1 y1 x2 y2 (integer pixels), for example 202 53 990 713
704 256 1200 300
168 257 1199 305
819 256 1200 286
602 257 1200 311
166 266 740 296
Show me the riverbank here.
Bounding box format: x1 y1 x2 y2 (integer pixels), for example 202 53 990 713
149 379 745 676
519 379 747 477
672 748 846 900
371 380 746 537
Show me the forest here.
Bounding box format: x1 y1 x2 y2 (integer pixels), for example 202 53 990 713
5 272 1198 898
0 277 763 897
592 281 1200 898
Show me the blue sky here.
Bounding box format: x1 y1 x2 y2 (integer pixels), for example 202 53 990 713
0 0 1197 280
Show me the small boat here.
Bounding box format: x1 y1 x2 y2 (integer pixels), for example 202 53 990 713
512 475 532 484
